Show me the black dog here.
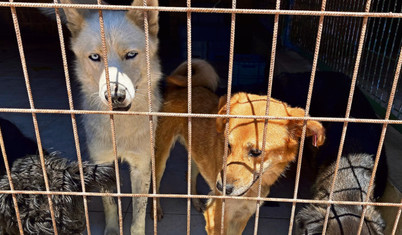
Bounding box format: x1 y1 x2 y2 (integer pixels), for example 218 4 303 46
272 71 388 199
0 153 116 235
0 118 39 176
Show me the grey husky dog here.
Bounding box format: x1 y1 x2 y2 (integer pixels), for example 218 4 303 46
296 154 385 235
55 0 162 234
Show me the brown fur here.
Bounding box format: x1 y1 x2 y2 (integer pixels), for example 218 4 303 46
154 60 325 234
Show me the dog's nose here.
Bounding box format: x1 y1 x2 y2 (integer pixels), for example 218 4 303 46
104 89 126 105
216 182 234 195
225 184 234 195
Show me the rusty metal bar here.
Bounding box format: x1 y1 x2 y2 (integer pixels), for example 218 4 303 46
219 0 236 233
96 1 124 233
3 108 402 124
0 127 24 234
288 0 328 233
391 199 402 235
0 2 402 18
1 189 402 208
1 1 402 235
141 0 159 234
8 1 59 233
186 0 192 233
355 44 402 235
253 0 281 234
52 1 92 234
321 0 372 233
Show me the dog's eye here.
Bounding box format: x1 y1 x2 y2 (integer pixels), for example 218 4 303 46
249 149 262 157
227 143 231 154
89 53 101 62
125 51 138 60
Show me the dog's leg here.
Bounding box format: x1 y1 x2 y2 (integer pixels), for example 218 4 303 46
91 151 119 235
190 160 205 212
102 191 119 235
153 117 180 220
204 197 223 235
128 155 151 235
226 199 259 235
204 197 253 235
153 138 172 221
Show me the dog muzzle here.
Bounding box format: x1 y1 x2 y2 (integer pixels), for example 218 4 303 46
99 67 135 111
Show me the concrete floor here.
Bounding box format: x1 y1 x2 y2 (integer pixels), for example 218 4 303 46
0 31 401 234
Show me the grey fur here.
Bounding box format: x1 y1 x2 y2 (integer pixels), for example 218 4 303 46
296 154 385 235
0 153 115 235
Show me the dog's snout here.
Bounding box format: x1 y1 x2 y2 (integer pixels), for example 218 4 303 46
225 184 234 195
102 82 133 111
216 181 234 195
104 89 126 105
99 68 136 111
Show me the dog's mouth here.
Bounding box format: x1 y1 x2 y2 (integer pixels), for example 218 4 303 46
112 103 131 111
236 173 261 196
219 161 265 196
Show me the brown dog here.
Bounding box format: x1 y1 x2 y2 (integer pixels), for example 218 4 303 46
154 59 325 234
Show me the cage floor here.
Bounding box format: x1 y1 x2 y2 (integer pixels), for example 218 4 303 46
0 37 401 234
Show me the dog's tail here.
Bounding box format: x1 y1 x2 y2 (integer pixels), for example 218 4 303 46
166 59 219 92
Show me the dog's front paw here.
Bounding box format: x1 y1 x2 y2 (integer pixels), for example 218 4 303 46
156 204 164 221
104 227 119 235
150 202 164 221
151 206 164 221
150 198 165 221
192 198 205 212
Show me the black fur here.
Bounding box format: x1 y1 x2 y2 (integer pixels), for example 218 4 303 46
0 153 116 235
272 71 388 198
0 118 39 176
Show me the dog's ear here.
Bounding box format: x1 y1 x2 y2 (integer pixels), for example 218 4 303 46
287 107 325 147
128 0 159 37
216 95 228 133
57 0 86 37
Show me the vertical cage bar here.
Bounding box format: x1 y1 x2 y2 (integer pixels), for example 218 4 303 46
360 1 379 87
96 2 124 234
321 0 372 233
52 1 91 234
140 1 159 235
0 127 24 235
252 0 281 234
0 2 401 235
356 46 402 235
287 0 327 234
320 6 332 65
8 2 59 234
219 1 237 234
186 0 192 234
391 199 402 235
